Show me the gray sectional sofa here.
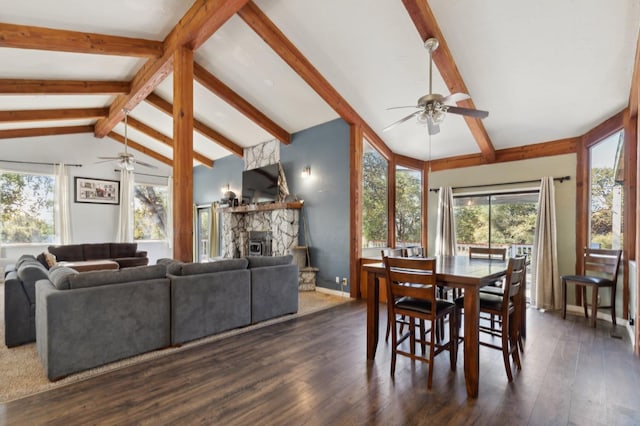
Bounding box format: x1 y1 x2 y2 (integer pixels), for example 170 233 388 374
4 254 49 347
33 256 298 380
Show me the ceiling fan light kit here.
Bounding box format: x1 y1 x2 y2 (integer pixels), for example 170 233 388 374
383 37 489 136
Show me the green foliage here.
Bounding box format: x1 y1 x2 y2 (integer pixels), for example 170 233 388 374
133 184 168 240
454 205 488 244
362 151 388 245
395 169 422 244
589 167 616 248
491 202 537 244
1 172 54 243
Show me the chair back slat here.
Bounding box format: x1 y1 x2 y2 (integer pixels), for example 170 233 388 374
583 248 622 279
381 248 405 259
502 256 526 306
404 247 425 258
469 246 507 261
384 256 437 314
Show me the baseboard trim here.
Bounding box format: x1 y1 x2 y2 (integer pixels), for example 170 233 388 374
315 286 350 298
565 304 631 340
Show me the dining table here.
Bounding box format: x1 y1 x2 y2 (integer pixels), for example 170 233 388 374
362 255 509 398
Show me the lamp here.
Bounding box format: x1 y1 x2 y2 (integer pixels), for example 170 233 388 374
301 166 311 178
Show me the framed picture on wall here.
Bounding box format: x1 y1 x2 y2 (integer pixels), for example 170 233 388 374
74 177 120 205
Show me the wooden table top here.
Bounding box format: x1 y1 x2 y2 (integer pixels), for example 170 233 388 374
363 255 508 287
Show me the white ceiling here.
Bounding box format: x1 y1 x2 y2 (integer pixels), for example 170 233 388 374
1 0 639 166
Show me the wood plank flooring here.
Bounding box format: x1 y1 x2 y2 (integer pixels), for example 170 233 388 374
1 300 639 425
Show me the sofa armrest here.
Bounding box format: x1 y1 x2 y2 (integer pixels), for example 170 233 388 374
135 251 148 258
5 272 36 347
36 278 170 380
250 264 299 323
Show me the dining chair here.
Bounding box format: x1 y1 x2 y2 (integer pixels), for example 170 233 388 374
561 248 622 328
404 246 425 258
455 256 526 382
382 248 407 342
384 256 458 389
468 246 507 261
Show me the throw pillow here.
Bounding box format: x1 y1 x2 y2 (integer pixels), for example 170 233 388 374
44 250 57 268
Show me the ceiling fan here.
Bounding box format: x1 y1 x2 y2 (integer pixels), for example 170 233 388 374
97 109 156 171
383 38 489 135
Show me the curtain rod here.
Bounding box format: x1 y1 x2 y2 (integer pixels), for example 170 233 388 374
0 159 82 167
114 169 169 179
428 175 571 192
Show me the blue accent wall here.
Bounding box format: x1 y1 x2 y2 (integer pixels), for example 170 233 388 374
281 118 351 291
193 118 351 291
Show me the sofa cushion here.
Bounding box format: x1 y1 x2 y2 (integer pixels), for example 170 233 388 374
48 266 80 290
48 244 84 261
68 264 166 290
83 243 110 261
115 257 149 269
109 243 137 258
176 258 249 276
16 254 37 268
246 255 293 268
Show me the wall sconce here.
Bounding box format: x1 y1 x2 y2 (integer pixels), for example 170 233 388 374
301 166 311 179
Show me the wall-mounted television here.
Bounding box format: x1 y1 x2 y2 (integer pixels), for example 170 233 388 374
241 163 279 204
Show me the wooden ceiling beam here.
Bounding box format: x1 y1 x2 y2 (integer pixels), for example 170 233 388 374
126 116 213 167
0 23 163 57
194 62 291 144
106 131 172 167
0 107 108 122
145 92 244 158
628 29 640 118
0 79 130 95
0 124 94 139
238 1 392 159
401 0 496 163
94 0 251 139
430 137 578 172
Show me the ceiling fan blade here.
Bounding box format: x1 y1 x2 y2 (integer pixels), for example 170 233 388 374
97 156 120 160
386 105 419 110
134 160 158 169
427 120 440 135
442 92 471 104
383 111 422 132
446 105 489 119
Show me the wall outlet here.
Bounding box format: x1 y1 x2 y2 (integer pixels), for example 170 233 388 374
336 276 340 283
341 278 347 286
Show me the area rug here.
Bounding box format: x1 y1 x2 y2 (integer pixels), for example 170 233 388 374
0 283 349 403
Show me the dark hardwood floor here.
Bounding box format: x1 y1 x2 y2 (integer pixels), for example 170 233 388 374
1 300 639 425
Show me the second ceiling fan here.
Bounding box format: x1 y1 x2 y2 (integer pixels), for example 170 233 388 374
383 38 489 135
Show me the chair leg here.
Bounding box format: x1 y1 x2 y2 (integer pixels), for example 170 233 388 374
420 320 426 355
427 318 436 390
390 314 398 376
591 286 598 328
561 279 567 319
582 285 589 319
509 312 522 371
610 286 617 326
502 314 513 382
449 310 457 371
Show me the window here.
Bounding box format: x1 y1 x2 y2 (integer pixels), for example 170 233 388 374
196 206 211 261
395 165 422 247
133 183 168 241
0 171 55 244
453 191 538 258
589 130 624 249
361 138 388 250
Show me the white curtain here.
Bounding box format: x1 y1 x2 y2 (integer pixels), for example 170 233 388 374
531 177 561 310
435 186 457 256
53 163 72 244
166 175 174 256
116 170 135 242
209 202 219 259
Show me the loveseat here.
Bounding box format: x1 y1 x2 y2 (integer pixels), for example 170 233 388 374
34 256 298 380
44 242 148 269
4 255 49 347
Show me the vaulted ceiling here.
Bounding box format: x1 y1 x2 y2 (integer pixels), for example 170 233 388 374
1 0 639 170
